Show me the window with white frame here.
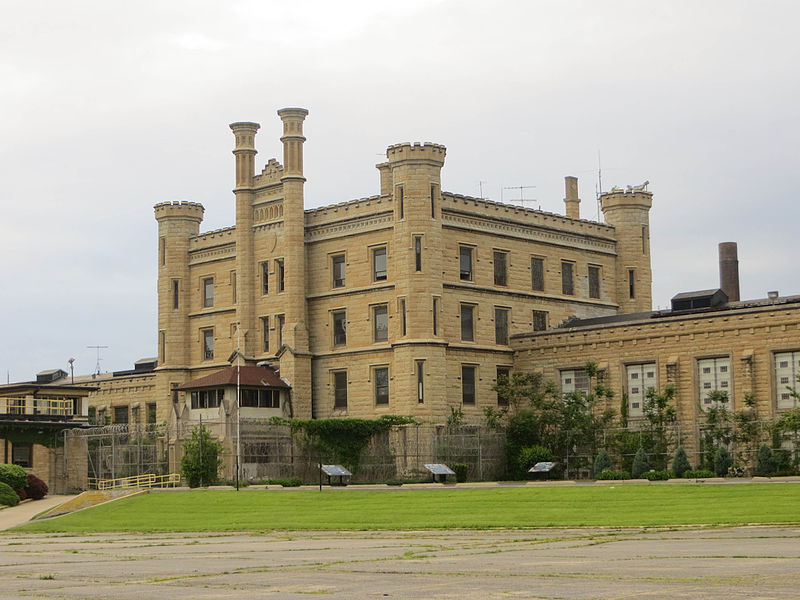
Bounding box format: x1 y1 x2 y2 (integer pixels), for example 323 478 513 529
698 357 731 408
775 351 800 409
626 362 657 417
202 277 214 308
372 247 387 282
332 254 345 288
459 246 474 281
561 368 590 395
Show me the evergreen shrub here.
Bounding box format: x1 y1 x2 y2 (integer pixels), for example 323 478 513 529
0 464 28 490
631 447 650 478
0 482 20 507
683 469 715 478
593 449 612 476
756 444 776 475
453 464 469 483
643 470 671 481
595 470 630 480
714 446 733 477
671 447 692 478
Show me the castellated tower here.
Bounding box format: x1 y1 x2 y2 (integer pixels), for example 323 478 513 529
600 188 653 313
154 201 205 368
384 142 447 418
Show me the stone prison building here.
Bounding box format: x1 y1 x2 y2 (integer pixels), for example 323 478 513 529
5 107 799 487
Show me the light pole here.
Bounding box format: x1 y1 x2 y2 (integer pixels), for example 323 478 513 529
235 322 241 491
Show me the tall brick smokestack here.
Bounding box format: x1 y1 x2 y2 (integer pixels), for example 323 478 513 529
719 242 740 302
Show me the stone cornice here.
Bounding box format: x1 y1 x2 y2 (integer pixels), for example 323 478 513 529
442 282 619 308
188 243 235 266
305 211 394 242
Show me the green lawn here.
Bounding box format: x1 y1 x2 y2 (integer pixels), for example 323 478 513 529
16 483 800 533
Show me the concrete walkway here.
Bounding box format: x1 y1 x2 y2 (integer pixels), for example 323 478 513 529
0 495 77 530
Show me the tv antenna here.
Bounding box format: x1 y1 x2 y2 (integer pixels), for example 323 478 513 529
478 181 488 199
87 345 108 375
502 185 537 208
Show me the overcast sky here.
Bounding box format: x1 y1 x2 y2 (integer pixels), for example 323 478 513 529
2 0 798 381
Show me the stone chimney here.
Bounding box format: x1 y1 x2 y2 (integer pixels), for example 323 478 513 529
719 242 740 302
564 176 580 219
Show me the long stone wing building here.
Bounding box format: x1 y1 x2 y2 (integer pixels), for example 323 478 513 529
151 107 653 423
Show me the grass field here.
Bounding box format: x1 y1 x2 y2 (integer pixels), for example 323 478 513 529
14 483 800 533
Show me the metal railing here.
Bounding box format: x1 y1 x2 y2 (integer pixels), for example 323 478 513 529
90 473 181 490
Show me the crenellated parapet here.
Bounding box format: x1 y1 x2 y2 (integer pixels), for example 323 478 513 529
154 201 204 223
386 142 446 166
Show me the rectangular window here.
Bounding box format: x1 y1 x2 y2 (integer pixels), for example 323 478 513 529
642 225 648 255
495 307 509 345
462 365 476 405
333 310 346 346
373 305 388 342
588 265 601 299
332 254 345 288
626 363 657 417
414 236 422 272
333 371 348 409
11 443 33 468
261 261 269 295
147 402 157 424
431 184 437 218
261 316 270 353
374 367 389 405
159 237 166 266
532 310 548 332
461 303 475 341
496 367 510 406
372 247 387 281
697 357 731 408
114 405 129 424
561 262 574 296
432 297 439 336
416 361 425 403
531 257 544 291
397 185 404 219
203 277 214 307
172 279 180 309
775 351 800 409
400 298 407 336
277 314 285 348
231 270 237 304
240 389 279 409
459 246 473 281
202 329 214 360
493 251 508 286
159 330 166 363
561 368 590 395
276 259 285 292
629 269 636 299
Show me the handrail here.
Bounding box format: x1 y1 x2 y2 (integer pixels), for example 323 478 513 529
90 473 181 490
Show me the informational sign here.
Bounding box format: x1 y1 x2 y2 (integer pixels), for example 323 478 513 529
528 462 557 473
321 465 352 477
424 464 456 476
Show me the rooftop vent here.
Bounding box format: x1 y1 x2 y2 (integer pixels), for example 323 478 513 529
35 369 68 384
670 289 729 311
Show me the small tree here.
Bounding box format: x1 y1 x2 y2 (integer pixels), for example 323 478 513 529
714 446 733 477
756 444 776 475
181 424 223 488
594 449 612 476
672 446 691 478
631 446 650 478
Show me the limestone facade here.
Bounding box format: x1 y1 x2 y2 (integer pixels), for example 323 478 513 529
138 107 654 424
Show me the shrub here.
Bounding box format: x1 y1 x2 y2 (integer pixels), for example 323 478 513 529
714 446 733 477
683 469 715 478
25 474 48 500
756 444 776 475
453 464 469 483
267 477 302 487
181 424 223 488
0 482 20 507
15 488 27 501
643 470 672 481
671 447 692 478
631 447 650 478
0 464 28 490
594 449 612 476
518 445 555 475
595 470 630 480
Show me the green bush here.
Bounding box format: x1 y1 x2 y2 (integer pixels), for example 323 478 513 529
267 477 302 487
756 444 776 475
180 424 223 488
594 449 612 476
0 464 28 490
671 447 692 478
683 469 715 478
0 482 20 507
518 445 555 475
453 464 469 483
595 470 630 480
643 470 672 481
714 446 733 477
631 447 650 478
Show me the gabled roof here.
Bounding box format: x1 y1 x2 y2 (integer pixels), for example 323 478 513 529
177 365 288 391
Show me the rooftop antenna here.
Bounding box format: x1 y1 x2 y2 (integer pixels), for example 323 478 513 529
596 150 603 221
86 345 108 375
502 185 537 208
478 181 487 199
